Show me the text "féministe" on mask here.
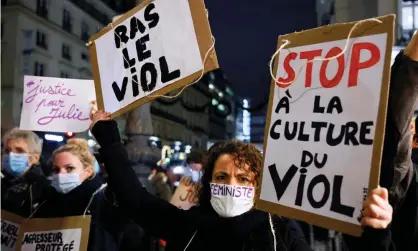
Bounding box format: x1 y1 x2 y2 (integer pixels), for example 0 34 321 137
210 183 255 199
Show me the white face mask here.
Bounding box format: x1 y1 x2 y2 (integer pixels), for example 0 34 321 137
51 173 81 194
210 183 255 218
191 170 201 183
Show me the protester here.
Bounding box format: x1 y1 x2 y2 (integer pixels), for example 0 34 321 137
88 106 392 251
149 166 173 201
187 150 205 183
1 128 49 217
343 30 418 251
32 138 129 251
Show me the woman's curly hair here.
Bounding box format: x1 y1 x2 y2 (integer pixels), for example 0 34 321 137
197 140 263 208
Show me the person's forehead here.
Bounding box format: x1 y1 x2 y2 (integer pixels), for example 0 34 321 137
5 139 30 150
54 152 82 166
213 154 251 173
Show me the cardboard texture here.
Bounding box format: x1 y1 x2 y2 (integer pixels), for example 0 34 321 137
1 210 24 224
16 215 91 251
256 15 395 237
88 0 218 118
171 176 199 210
1 210 24 251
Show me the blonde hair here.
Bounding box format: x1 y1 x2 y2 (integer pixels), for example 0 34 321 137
52 138 94 169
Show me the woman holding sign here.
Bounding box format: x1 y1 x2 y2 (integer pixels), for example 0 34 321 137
344 30 418 251
88 107 393 251
32 139 129 251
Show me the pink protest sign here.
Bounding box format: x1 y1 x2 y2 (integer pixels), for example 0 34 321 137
20 76 96 133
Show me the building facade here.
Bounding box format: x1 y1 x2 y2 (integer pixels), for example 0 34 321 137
149 70 237 150
1 0 236 151
318 0 415 46
1 0 126 132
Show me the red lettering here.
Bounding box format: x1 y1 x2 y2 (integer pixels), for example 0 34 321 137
348 42 380 87
276 52 297 87
319 47 344 88
300 49 322 87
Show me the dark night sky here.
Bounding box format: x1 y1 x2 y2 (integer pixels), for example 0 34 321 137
205 0 318 104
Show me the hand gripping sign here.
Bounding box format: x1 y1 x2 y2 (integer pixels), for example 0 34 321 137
88 0 218 118
256 15 395 236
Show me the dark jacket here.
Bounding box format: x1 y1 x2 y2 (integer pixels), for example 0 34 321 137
1 164 49 217
343 51 418 250
92 120 311 251
390 166 417 251
33 175 129 251
380 51 418 206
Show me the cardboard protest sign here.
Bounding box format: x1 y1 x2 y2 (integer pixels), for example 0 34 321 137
1 210 24 251
256 15 394 236
88 0 218 118
171 176 198 210
19 76 96 133
16 216 91 251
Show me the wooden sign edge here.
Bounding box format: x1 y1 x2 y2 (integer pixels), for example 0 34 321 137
16 215 91 251
87 0 219 117
256 14 395 236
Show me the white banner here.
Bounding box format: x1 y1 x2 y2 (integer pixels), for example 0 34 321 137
20 76 96 132
257 15 394 236
93 0 203 114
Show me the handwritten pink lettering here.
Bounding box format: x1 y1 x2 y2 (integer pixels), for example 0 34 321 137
37 104 89 125
25 83 75 103
35 99 65 112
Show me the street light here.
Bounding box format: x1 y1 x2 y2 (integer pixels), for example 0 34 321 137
44 134 64 142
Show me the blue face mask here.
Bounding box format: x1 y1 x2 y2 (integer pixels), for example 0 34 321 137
93 160 101 174
50 173 81 194
191 170 202 183
2 153 30 177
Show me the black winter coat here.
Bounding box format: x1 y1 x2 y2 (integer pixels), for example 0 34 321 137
92 121 312 251
1 164 49 217
343 51 418 251
33 175 130 251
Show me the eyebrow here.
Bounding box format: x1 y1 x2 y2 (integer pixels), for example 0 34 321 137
213 171 228 175
15 147 26 152
53 164 74 168
213 170 253 177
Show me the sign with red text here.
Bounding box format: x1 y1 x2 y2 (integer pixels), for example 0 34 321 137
16 216 91 251
1 210 24 251
170 176 198 210
88 0 218 118
256 15 394 236
20 76 96 133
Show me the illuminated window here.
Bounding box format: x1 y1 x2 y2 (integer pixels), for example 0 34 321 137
243 99 251 142
402 1 418 32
